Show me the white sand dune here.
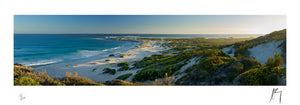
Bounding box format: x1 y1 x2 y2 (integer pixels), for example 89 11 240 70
33 40 170 83
222 45 235 57
222 40 285 67
248 40 284 65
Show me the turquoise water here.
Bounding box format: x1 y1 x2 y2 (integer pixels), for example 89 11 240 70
14 34 262 66
14 34 138 66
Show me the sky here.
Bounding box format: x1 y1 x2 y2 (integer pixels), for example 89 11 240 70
14 15 286 34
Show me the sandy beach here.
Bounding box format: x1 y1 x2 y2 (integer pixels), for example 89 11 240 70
33 40 170 83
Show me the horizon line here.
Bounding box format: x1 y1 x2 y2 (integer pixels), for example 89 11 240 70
14 33 264 35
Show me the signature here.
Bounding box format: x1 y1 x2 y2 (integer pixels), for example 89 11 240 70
269 88 282 104
19 93 26 101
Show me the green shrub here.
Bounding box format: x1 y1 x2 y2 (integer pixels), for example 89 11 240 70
133 63 184 82
198 56 234 73
226 63 245 82
133 69 159 81
14 64 107 86
118 62 130 71
14 65 33 77
232 63 244 72
134 54 176 68
198 70 208 79
271 66 285 77
238 64 284 85
14 65 63 85
49 81 64 85
134 61 147 68
118 62 129 66
265 73 279 85
241 68 264 85
235 53 284 85
116 73 133 80
240 57 261 70
92 68 97 72
103 68 116 75
61 77 104 85
118 66 130 71
266 52 284 68
14 77 40 86
198 49 229 57
184 68 193 73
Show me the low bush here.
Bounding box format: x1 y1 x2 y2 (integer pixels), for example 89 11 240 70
14 77 40 86
133 64 185 82
198 70 208 79
92 68 97 72
134 54 176 68
116 73 133 80
103 68 116 75
14 65 62 85
198 56 235 73
61 77 104 85
226 63 245 81
107 79 136 85
236 53 285 85
118 62 129 66
240 57 261 70
265 73 279 85
118 62 130 71
133 69 159 81
266 52 284 68
14 64 105 86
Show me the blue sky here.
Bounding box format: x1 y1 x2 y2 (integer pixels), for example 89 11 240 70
14 15 286 34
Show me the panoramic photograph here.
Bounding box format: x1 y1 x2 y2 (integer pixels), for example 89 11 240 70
14 15 286 86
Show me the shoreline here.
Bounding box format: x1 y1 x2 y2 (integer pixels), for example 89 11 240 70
27 42 139 68
32 39 170 83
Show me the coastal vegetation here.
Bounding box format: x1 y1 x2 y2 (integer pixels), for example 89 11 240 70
235 52 285 85
151 73 175 85
117 62 130 71
14 64 104 86
14 64 63 86
14 29 286 86
102 68 116 75
116 73 133 80
234 29 286 57
175 29 286 85
132 54 187 82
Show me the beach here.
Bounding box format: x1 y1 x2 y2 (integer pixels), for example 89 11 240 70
14 31 286 85
32 40 170 83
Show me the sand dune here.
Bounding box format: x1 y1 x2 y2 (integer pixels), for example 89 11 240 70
248 40 284 65
222 45 235 57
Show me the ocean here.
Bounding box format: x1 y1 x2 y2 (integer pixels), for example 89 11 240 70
14 34 262 67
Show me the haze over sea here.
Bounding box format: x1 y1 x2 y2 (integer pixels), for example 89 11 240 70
14 34 262 67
